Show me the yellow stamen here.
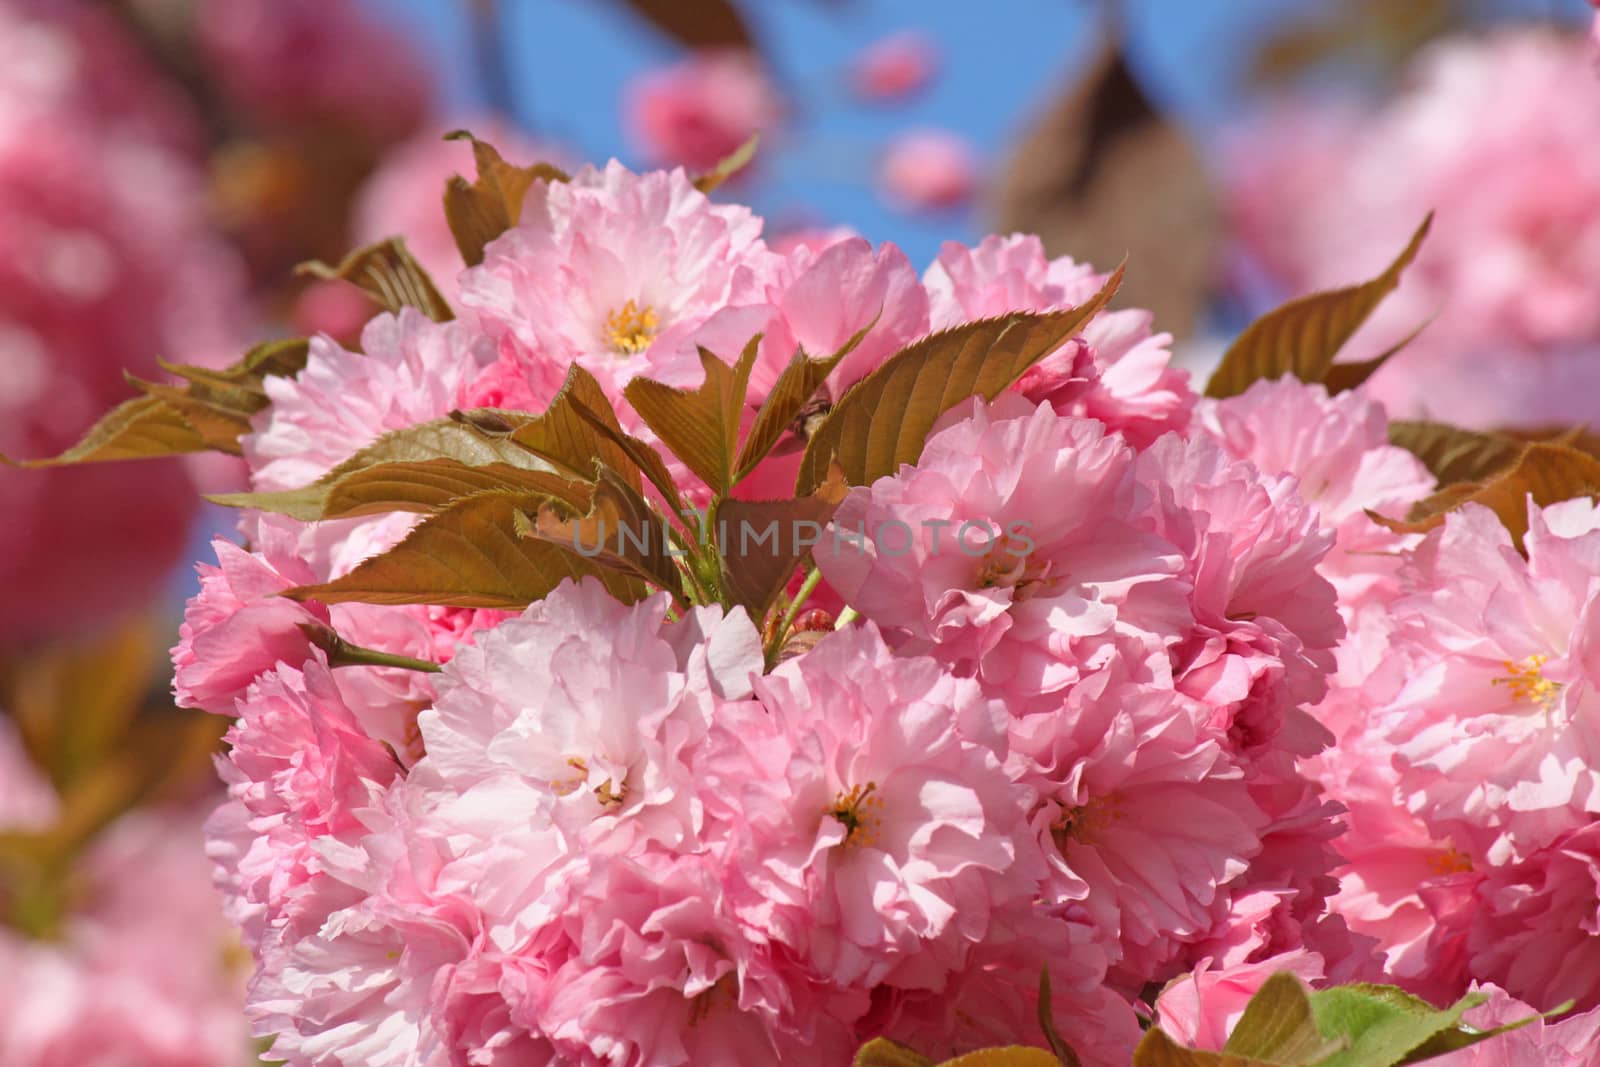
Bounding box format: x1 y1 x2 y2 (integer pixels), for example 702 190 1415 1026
1427 846 1473 876
594 778 627 808
976 534 1054 598
550 756 588 796
605 299 658 355
1051 796 1120 850
826 781 883 848
1493 654 1561 709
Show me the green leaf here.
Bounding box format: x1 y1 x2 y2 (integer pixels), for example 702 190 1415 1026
693 134 759 193
520 465 687 603
796 274 1121 495
733 324 873 484
1402 999 1575 1062
625 338 759 496
1205 214 1432 399
7 338 310 464
853 1039 934 1067
1387 421 1522 487
443 131 569 267
285 491 647 608
1222 973 1346 1063
717 475 847 620
299 237 453 321
1309 986 1486 1067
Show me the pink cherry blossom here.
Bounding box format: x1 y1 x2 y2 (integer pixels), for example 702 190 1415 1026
924 235 1194 447
878 129 979 214
1429 984 1600 1065
818 395 1190 705
458 161 780 404
849 31 940 103
704 623 1040 991
1014 651 1271 986
1137 431 1341 758
624 49 781 172
246 309 496 493
1468 822 1600 1011
1198 377 1435 617
1381 501 1600 865
1226 29 1600 429
1153 948 1326 1050
210 659 403 947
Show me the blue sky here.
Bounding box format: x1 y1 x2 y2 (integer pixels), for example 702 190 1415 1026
365 0 1334 267
366 0 1588 266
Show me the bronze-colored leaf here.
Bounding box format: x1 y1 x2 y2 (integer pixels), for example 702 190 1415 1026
615 0 755 50
937 1050 1065 1067
734 323 872 484
566 400 689 517
853 1038 934 1067
0 395 205 467
717 476 847 619
1322 315 1434 395
1205 214 1432 399
299 237 453 321
1388 421 1522 488
210 415 560 519
693 134 759 193
1373 443 1600 550
286 491 647 608
1251 0 1456 85
796 277 1121 495
443 131 569 266
9 338 310 464
521 465 686 602
1131 1029 1255 1067
625 338 759 496
991 36 1217 338
509 365 643 491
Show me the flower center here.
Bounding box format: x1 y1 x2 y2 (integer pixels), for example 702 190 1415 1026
605 299 659 355
976 534 1052 597
1426 846 1473 876
826 781 882 848
1050 795 1120 850
1493 654 1561 709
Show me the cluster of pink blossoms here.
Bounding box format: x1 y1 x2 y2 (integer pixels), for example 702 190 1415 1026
1226 26 1600 430
185 159 1600 1063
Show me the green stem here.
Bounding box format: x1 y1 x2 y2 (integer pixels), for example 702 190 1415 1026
765 567 822 666
833 606 860 629
299 624 443 673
